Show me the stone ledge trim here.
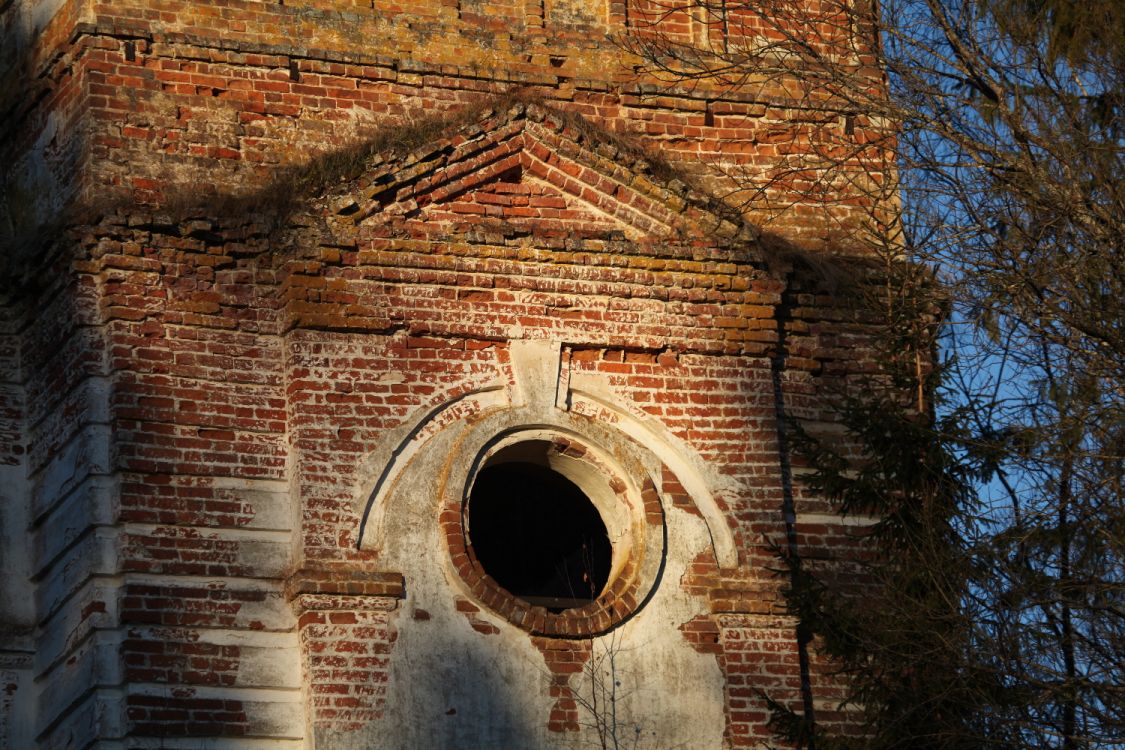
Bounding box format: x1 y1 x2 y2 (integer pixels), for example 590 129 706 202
286 567 406 602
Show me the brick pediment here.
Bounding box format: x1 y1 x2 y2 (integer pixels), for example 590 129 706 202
326 102 758 246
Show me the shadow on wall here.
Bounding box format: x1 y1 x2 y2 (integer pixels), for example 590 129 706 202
0 0 88 283
0 0 29 256
318 623 545 750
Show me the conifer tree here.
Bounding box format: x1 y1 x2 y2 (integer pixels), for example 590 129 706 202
625 1 1123 746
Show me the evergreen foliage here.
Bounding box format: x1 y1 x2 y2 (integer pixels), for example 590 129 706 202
626 0 1123 746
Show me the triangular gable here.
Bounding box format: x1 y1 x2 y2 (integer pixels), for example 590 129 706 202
421 170 632 238
325 102 758 247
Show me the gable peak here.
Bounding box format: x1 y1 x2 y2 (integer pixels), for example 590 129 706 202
322 101 758 247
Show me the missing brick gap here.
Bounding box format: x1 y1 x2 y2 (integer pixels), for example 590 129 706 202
289 59 300 82
124 40 136 62
496 164 522 183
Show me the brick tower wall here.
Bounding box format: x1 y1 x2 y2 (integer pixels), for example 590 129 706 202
2 0 887 253
1 1 887 747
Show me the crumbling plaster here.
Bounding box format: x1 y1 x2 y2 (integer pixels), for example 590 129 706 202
346 338 727 748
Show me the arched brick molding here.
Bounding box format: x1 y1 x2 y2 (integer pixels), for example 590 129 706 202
357 344 738 573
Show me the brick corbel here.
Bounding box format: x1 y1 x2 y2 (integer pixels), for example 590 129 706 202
286 563 406 602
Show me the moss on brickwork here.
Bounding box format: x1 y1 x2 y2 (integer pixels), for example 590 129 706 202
0 3 893 747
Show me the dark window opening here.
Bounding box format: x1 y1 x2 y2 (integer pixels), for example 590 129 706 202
468 461 612 613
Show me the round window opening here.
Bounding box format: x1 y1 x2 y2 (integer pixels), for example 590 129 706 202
467 453 613 613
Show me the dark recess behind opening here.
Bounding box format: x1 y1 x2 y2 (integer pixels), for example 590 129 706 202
468 462 612 612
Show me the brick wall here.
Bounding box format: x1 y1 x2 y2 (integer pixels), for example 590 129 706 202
295 594 401 731
3 0 888 252
0 1 890 746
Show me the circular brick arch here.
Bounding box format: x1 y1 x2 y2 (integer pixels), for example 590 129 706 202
357 386 738 570
355 382 740 636
443 427 666 637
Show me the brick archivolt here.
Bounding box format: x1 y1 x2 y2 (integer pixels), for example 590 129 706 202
355 337 735 636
